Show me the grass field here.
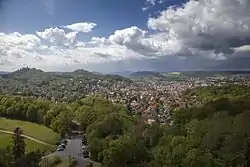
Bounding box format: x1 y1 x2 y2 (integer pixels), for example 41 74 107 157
0 117 60 145
0 132 56 154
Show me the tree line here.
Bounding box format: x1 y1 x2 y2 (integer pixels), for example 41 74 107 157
0 95 74 138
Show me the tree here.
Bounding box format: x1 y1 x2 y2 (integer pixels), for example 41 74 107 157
11 127 26 166
76 105 96 131
50 110 73 138
103 134 150 167
142 123 163 148
25 150 42 167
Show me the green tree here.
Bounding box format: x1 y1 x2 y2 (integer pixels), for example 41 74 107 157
50 110 73 138
76 105 96 131
11 127 26 166
103 134 150 167
25 150 42 167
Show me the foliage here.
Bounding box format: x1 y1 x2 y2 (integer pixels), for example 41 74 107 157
25 150 42 167
40 156 62 167
68 157 77 167
76 90 250 167
0 94 72 139
184 85 250 106
149 96 250 167
0 148 11 167
86 162 93 167
10 127 26 166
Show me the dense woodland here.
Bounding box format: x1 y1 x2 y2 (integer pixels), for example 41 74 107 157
184 85 250 106
84 95 250 167
1 84 250 166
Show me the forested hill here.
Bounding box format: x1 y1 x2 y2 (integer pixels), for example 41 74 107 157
130 71 163 77
0 67 132 102
2 67 130 81
184 85 250 107
0 71 10 76
129 70 250 81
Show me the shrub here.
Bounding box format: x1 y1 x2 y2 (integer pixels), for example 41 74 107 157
86 162 93 167
69 157 77 167
52 156 62 165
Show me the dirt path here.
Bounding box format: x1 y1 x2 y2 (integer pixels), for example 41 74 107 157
0 129 53 146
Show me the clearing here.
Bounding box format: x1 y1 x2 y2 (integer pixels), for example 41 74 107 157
0 132 55 154
0 117 60 145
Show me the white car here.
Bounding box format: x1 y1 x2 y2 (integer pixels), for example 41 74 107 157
81 145 87 151
57 145 64 151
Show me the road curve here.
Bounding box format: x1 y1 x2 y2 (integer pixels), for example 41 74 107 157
0 129 52 146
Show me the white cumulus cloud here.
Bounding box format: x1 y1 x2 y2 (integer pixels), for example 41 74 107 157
148 0 250 54
0 27 143 72
2 0 250 72
63 22 97 33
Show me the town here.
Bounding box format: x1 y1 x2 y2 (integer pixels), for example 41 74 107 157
1 68 250 125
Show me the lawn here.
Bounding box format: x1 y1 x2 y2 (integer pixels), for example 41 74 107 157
0 117 60 145
0 132 56 154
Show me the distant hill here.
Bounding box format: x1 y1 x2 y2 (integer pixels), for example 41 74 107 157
130 71 163 77
0 67 132 102
128 70 250 80
112 71 133 77
3 67 130 81
0 71 9 75
176 71 250 78
4 67 43 77
71 69 97 76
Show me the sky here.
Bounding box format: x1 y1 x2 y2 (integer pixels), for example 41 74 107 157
0 0 250 73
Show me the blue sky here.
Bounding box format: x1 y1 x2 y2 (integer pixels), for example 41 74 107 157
0 0 185 37
0 0 250 72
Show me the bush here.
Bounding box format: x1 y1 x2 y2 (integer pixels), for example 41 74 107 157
69 157 77 167
52 156 62 165
39 157 49 167
40 156 62 167
86 162 93 167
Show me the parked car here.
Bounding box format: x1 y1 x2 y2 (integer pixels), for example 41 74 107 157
82 136 87 145
57 145 64 151
81 145 87 151
82 150 89 158
60 143 66 149
61 139 68 145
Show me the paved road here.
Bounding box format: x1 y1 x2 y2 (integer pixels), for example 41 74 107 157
46 135 89 167
0 129 52 146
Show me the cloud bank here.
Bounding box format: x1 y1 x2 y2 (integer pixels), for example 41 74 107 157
1 0 250 72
